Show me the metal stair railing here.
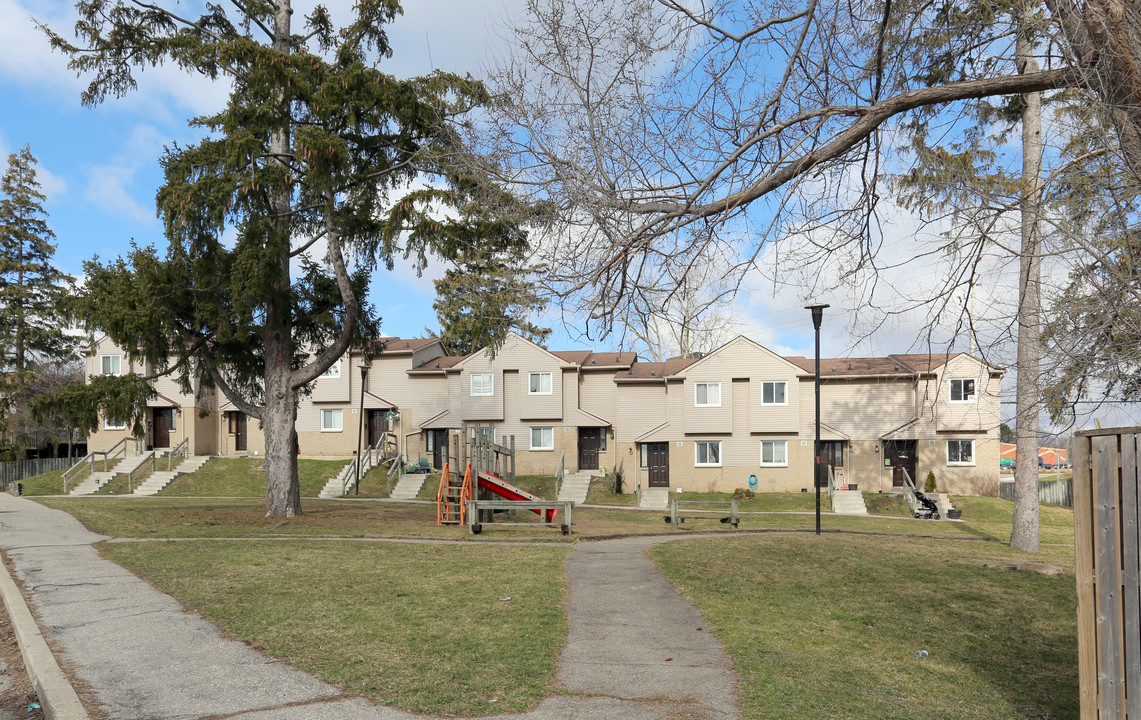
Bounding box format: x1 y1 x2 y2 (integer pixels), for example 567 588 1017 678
901 467 919 514
127 450 156 493
554 450 565 499
62 437 131 493
827 464 837 502
167 438 189 471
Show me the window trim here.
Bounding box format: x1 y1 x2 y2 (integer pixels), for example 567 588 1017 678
320 360 342 379
761 380 788 406
103 415 127 431
530 426 554 451
100 354 122 376
320 408 344 432
760 440 789 467
694 440 722 467
528 371 553 395
470 373 494 397
946 439 976 466
694 381 722 407
949 377 977 404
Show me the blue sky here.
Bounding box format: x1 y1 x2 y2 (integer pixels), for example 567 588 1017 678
0 0 845 359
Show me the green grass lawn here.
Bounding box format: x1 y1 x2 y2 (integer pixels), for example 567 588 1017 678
33 492 1076 717
17 458 123 496
100 539 569 716
158 457 347 497
651 532 1078 720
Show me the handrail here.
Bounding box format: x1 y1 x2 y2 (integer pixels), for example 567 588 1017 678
339 457 359 496
62 452 96 491
385 455 402 495
436 461 450 524
554 450 565 499
901 467 919 514
459 462 473 525
167 438 189 470
826 464 836 501
61 436 132 493
127 450 156 493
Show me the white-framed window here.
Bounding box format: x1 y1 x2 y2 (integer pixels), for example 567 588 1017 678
169 411 177 431
470 373 494 396
695 441 722 467
104 415 126 430
760 440 788 467
100 355 122 376
528 371 553 395
426 432 435 452
695 381 721 407
321 360 341 379
321 409 343 432
949 378 977 403
947 439 975 465
530 426 554 450
762 381 787 405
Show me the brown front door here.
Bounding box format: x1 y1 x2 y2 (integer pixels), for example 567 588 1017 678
367 410 389 448
646 442 669 487
884 440 917 487
579 428 601 470
152 408 173 448
229 412 247 452
820 441 843 487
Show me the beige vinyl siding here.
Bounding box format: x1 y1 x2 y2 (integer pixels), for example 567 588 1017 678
616 383 668 442
933 355 1001 433
411 341 446 369
683 377 732 434
579 371 617 423
310 359 350 402
561 369 580 420
803 377 917 438
519 369 562 420
150 372 198 408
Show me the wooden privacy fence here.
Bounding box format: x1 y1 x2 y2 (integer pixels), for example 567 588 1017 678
0 457 77 490
998 478 1074 507
1073 428 1141 719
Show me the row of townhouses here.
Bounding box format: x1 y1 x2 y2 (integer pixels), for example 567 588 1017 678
84 332 1003 495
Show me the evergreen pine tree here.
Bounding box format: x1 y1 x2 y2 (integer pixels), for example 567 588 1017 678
0 145 73 376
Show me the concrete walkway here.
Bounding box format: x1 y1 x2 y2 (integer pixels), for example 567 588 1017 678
0 494 740 720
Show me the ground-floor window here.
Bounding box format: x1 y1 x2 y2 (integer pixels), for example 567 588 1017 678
695 441 722 467
530 426 554 450
760 440 788 467
947 439 975 466
321 408 343 432
104 415 126 430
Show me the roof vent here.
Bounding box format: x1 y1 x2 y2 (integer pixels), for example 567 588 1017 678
830 366 835 373
847 362 852 370
866 361 871 369
893 365 899 371
435 363 440 368
651 371 656 376
591 358 596 364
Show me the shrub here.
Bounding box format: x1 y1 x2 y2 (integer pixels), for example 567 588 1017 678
973 475 1001 498
732 488 756 500
924 470 937 493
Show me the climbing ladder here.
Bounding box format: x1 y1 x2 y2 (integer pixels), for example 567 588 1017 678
437 461 473 525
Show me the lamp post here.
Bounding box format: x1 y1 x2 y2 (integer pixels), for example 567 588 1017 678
355 362 370 496
805 303 829 535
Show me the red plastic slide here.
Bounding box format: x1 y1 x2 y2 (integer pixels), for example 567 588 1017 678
477 472 559 522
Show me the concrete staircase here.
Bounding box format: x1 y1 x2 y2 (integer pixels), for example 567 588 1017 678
133 455 211 496
639 487 670 509
557 471 593 505
69 452 153 496
831 489 868 515
318 459 357 498
391 473 429 500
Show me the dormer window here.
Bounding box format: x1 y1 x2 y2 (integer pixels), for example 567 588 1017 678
695 382 721 407
950 378 976 403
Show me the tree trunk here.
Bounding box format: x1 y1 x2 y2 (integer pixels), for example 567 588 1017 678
1011 7 1043 553
263 0 301 518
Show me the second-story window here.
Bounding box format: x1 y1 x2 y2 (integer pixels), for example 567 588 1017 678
950 378 977 403
321 360 341 379
529 372 552 395
471 373 494 396
695 382 721 407
762 381 787 405
101 355 122 376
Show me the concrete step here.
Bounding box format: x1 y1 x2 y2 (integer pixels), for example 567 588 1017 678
557 473 592 504
831 489 868 515
639 487 670 509
133 455 211 496
391 473 428 500
69 471 116 496
318 460 356 498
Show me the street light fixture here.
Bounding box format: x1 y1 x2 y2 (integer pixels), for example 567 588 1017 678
355 361 370 496
805 303 829 535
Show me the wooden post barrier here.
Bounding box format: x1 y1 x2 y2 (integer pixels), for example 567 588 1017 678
664 499 739 528
1073 428 1141 719
466 499 573 535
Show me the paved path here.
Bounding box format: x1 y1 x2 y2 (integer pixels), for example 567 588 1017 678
0 494 740 720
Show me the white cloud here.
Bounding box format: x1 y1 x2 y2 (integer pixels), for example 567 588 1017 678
83 124 167 226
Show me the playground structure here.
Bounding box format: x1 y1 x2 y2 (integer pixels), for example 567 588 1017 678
437 425 571 534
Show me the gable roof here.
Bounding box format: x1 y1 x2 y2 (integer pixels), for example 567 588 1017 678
673 335 808 377
454 331 577 370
